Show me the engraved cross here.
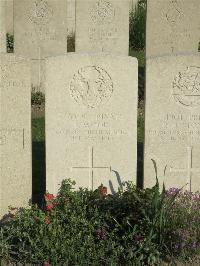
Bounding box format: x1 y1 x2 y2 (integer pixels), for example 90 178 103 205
170 146 200 191
71 146 112 190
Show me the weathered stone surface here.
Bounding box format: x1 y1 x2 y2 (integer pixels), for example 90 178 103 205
146 0 200 57
67 0 75 35
6 0 14 35
46 53 138 194
144 54 200 192
13 0 68 91
129 0 138 11
0 0 6 52
0 54 32 218
75 0 129 55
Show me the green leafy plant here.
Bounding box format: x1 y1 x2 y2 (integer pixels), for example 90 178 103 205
31 91 45 106
67 32 75 52
129 0 146 51
6 33 14 53
0 177 199 265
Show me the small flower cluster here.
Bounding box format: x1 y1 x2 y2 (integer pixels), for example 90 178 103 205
9 207 18 217
165 187 180 197
98 184 107 196
44 193 55 225
174 229 199 253
134 234 144 243
166 188 200 256
95 227 107 240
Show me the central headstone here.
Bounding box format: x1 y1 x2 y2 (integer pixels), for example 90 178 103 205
0 54 32 217
75 0 129 55
14 0 68 91
46 53 138 194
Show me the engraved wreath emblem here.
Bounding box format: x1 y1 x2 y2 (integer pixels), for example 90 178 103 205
70 66 113 108
90 0 115 24
173 66 200 107
29 0 53 25
165 0 183 25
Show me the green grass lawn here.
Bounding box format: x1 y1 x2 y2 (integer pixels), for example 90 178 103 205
32 117 45 142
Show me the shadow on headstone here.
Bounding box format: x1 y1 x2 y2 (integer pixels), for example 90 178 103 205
32 141 46 206
138 66 145 102
109 170 124 194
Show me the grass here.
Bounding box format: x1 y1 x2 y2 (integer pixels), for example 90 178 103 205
129 49 145 68
32 117 45 142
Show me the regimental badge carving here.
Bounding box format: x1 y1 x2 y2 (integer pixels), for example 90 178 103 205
173 66 200 107
90 0 115 24
70 66 113 108
29 0 53 25
165 0 183 26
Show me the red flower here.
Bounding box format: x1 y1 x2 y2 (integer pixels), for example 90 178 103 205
44 193 55 201
98 185 107 195
46 202 54 211
9 207 18 217
44 216 50 225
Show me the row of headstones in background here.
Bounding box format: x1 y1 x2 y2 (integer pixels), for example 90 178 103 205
1 0 31 217
144 0 200 191
6 0 137 35
76 0 129 54
13 0 130 91
146 0 200 56
14 0 68 91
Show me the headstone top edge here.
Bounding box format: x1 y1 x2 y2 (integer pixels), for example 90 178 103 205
45 53 138 64
146 52 200 62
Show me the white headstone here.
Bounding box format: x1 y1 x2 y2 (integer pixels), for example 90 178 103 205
75 0 129 55
144 54 200 192
67 0 75 35
0 54 32 217
146 0 200 56
6 0 14 35
129 0 138 11
0 0 6 53
46 53 138 194
14 0 68 91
